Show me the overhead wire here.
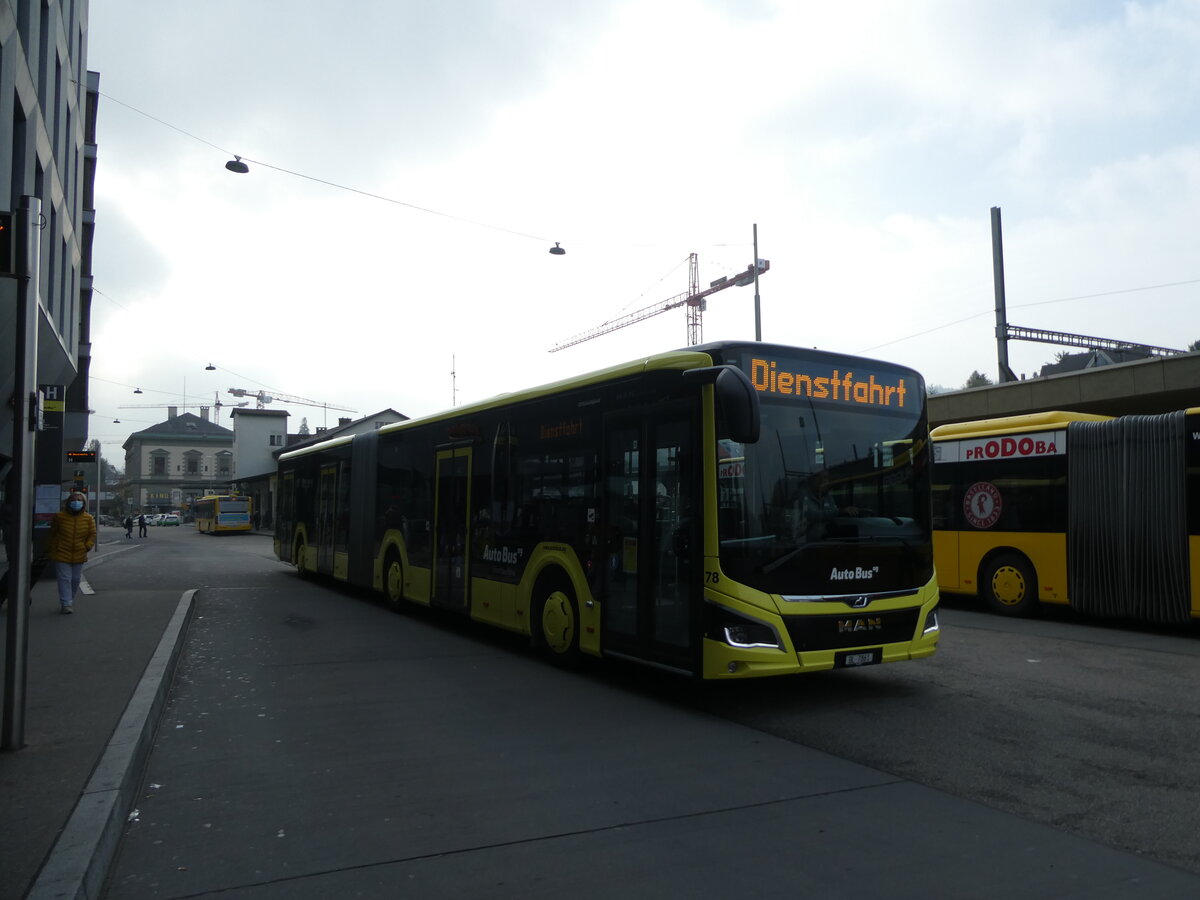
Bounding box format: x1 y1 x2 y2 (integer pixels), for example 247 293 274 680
100 91 560 247
857 277 1199 354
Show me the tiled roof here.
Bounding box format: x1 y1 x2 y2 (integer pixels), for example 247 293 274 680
128 412 233 440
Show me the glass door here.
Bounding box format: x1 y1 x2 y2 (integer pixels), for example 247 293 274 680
601 406 698 671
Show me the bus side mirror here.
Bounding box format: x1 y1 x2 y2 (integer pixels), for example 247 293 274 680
683 365 761 444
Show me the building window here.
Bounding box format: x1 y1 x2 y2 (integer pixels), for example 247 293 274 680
152 455 167 476
185 451 201 475
269 434 284 446
217 452 232 477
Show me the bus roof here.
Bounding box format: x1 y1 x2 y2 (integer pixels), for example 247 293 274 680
930 410 1112 440
279 347 716 461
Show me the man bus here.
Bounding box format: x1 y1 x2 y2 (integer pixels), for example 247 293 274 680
275 342 940 679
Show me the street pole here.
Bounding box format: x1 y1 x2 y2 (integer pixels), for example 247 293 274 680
4 196 42 752
752 223 762 341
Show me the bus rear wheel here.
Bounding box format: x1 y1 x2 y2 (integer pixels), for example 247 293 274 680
532 579 580 664
982 553 1038 617
294 538 309 578
383 551 407 611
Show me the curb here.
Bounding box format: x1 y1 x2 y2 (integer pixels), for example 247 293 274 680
25 589 197 900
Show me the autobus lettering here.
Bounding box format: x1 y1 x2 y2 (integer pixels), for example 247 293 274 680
481 545 524 565
829 565 880 581
749 358 908 408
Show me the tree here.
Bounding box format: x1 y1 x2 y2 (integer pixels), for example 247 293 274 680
1189 339 1200 352
964 370 993 389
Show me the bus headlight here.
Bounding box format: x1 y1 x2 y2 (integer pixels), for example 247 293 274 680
722 619 780 649
922 607 940 635
705 605 782 650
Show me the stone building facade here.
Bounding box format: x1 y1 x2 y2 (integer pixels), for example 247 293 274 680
121 408 233 516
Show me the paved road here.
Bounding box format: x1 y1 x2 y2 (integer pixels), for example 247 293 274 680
670 602 1200 874
90 529 1199 897
9 527 1199 897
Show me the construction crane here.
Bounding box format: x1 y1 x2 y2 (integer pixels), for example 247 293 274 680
550 254 770 352
227 388 356 413
119 392 251 416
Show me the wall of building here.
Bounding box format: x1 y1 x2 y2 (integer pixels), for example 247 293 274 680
0 1 95 490
231 409 289 480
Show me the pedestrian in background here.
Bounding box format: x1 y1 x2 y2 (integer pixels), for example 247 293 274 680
45 491 96 615
138 512 147 538
124 514 133 539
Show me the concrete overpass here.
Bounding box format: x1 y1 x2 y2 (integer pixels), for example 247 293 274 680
927 350 1200 428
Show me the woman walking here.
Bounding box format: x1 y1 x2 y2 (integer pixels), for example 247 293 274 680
45 491 96 614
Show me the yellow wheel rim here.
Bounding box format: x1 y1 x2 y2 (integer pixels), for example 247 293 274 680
386 561 403 604
991 565 1027 607
541 590 575 654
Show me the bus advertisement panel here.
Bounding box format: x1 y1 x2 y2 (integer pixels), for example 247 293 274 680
275 342 940 679
932 408 1200 624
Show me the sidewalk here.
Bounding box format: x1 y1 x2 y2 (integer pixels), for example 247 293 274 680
0 533 190 900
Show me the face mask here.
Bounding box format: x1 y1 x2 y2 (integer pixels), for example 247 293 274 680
69 501 83 512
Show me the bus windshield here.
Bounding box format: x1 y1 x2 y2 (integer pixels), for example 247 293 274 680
717 398 933 596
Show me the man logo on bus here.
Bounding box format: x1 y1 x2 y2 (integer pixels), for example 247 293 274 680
963 481 1002 529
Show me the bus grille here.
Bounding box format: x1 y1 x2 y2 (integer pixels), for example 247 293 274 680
783 608 921 652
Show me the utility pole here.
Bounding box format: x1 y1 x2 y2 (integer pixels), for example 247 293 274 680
4 196 42 752
991 207 1017 384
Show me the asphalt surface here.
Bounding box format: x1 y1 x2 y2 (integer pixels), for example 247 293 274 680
3 529 1200 898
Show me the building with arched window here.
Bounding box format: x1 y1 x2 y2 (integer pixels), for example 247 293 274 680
121 408 233 517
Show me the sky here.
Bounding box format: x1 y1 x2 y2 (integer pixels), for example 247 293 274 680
82 0 1200 458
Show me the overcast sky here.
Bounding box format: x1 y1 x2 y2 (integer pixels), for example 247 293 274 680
83 0 1200 455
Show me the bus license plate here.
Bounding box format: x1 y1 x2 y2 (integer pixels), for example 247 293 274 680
837 649 881 668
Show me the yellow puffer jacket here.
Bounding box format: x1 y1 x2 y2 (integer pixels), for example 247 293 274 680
46 510 97 564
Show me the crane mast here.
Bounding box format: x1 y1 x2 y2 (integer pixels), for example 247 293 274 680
550 254 769 352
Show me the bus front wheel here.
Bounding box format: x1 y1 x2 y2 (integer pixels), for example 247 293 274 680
532 578 580 664
981 553 1038 616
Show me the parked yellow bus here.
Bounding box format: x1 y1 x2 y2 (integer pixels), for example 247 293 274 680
931 408 1200 624
275 342 940 679
195 494 253 534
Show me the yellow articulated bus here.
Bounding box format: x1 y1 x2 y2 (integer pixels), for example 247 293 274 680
275 342 940 679
931 408 1200 624
195 493 253 534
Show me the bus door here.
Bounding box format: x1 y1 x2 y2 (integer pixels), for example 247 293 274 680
316 464 338 572
602 407 698 672
433 446 472 611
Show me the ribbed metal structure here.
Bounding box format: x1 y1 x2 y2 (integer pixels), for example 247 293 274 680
1067 411 1189 623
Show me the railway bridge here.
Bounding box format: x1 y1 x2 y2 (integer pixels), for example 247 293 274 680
927 351 1200 429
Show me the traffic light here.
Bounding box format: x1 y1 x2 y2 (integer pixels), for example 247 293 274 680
0 211 13 275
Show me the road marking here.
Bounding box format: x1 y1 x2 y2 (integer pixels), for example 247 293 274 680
80 577 94 595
